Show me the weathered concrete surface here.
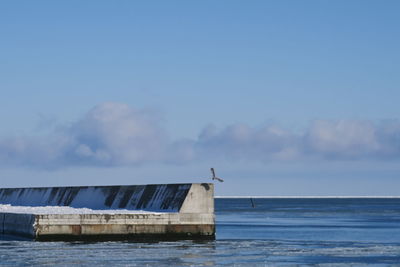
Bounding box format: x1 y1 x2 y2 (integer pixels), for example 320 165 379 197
34 212 214 241
0 184 193 211
180 183 214 213
0 183 215 241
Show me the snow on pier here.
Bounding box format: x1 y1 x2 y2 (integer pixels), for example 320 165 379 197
0 183 215 241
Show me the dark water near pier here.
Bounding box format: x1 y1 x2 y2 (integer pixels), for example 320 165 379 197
1 198 400 266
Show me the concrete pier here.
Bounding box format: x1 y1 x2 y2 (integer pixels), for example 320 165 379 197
0 183 215 241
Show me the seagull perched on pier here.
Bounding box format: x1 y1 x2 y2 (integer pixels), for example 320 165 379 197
210 168 224 182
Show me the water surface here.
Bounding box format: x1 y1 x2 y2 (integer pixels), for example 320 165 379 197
1 198 400 266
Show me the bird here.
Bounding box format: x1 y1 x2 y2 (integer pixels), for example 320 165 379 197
210 168 224 182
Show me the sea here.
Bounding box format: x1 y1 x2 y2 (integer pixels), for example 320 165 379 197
1 198 400 266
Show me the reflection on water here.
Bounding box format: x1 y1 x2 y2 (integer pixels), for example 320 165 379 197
1 198 400 266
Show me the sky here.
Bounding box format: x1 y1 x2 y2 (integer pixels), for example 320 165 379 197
1 1 400 196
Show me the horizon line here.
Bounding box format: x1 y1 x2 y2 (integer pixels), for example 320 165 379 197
215 196 400 198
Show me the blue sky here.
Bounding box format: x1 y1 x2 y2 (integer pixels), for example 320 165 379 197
1 1 400 195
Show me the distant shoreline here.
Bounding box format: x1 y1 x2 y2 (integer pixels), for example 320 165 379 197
215 196 400 198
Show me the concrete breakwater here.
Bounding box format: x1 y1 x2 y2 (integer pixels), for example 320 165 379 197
0 183 215 241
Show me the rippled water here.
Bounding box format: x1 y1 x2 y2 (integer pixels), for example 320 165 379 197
1 198 400 266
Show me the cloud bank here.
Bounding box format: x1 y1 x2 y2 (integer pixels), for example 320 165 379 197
0 103 167 168
1 102 400 168
195 120 400 162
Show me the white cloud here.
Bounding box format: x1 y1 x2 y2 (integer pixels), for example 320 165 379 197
193 120 400 162
67 102 168 165
304 120 380 159
0 103 168 168
1 103 400 168
196 123 298 161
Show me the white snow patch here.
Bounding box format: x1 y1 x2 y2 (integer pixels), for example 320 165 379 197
0 204 162 215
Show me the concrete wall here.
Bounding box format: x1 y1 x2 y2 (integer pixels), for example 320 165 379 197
180 183 214 213
34 212 214 241
0 184 193 211
0 183 215 241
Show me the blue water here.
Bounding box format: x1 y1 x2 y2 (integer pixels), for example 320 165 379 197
1 198 400 266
